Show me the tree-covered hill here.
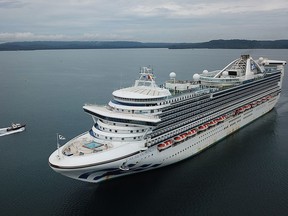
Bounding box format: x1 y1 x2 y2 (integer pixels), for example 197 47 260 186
0 39 287 51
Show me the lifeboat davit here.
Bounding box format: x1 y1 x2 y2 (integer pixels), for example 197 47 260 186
157 140 173 150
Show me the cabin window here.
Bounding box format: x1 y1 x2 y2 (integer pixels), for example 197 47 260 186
229 71 237 76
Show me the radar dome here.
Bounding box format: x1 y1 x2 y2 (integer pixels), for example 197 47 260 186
169 72 176 79
259 57 264 62
193 73 200 81
222 71 229 77
203 70 208 74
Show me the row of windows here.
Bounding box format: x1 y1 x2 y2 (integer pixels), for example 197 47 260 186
160 76 279 124
101 119 152 129
212 72 280 98
160 98 210 119
150 90 279 145
161 73 279 115
162 94 209 113
243 113 253 120
151 113 228 146
114 96 164 103
131 153 154 165
113 89 210 116
97 124 145 134
91 131 143 141
110 105 158 115
162 124 224 161
155 80 279 134
151 104 235 143
85 109 157 126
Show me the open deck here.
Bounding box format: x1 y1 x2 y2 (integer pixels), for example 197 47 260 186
62 132 113 156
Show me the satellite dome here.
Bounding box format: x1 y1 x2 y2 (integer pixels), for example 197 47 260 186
193 73 200 81
169 72 176 79
222 71 229 77
259 57 264 62
203 70 208 74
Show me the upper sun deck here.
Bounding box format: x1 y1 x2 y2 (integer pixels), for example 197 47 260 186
199 55 286 87
113 67 171 103
165 55 286 93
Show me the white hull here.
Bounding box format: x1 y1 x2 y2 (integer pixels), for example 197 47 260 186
51 95 278 183
0 127 25 137
49 55 286 183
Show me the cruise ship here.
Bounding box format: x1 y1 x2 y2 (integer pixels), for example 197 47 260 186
49 55 286 183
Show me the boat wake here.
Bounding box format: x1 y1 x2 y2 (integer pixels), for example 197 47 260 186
0 124 26 137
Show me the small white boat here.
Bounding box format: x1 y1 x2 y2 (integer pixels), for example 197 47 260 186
0 123 26 137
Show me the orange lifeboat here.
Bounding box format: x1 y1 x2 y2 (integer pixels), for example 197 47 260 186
157 140 173 150
180 133 187 140
251 101 257 107
157 143 166 151
164 140 173 146
262 97 267 102
190 129 197 136
186 130 193 137
174 136 183 143
238 107 245 113
217 115 226 122
245 104 251 110
198 124 208 131
208 120 218 126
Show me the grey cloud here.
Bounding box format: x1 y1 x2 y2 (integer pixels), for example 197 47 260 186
0 0 287 42
0 0 26 8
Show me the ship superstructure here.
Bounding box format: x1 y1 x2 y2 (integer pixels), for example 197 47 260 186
49 55 286 183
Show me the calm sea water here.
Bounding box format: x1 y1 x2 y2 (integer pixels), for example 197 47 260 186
0 49 288 216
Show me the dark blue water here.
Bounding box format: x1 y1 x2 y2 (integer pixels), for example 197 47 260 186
0 49 287 216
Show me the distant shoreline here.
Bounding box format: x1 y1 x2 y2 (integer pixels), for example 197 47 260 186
0 39 288 51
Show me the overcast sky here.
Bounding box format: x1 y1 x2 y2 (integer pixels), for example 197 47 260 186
0 0 287 42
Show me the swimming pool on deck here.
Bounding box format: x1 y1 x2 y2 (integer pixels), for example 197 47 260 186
83 142 102 149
